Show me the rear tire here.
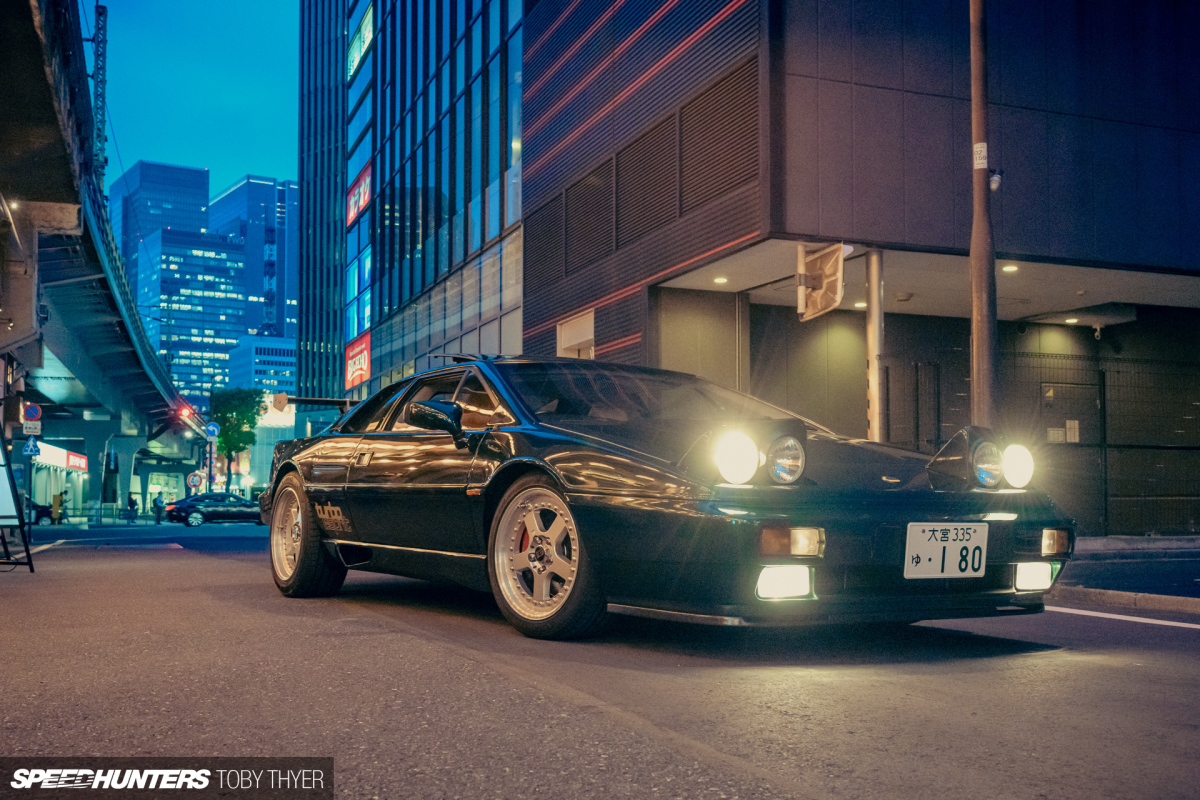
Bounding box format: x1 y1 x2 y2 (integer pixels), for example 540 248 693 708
185 511 204 527
270 473 347 598
487 474 607 639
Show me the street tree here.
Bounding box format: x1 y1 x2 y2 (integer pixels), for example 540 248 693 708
209 387 266 465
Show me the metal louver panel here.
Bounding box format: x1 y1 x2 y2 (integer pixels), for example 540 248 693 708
565 160 614 274
616 115 678 249
525 194 565 291
680 57 758 214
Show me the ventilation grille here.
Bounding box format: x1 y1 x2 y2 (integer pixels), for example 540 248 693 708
680 58 758 214
616 115 678 249
565 160 614 274
524 195 565 292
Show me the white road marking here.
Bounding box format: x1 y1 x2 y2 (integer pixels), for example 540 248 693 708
1047 605 1200 630
26 539 65 555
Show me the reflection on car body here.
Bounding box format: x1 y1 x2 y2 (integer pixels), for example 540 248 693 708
260 357 1074 639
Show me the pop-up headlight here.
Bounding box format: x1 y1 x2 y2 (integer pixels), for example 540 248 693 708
713 431 760 485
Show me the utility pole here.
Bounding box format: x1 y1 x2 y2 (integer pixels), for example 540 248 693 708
969 0 998 429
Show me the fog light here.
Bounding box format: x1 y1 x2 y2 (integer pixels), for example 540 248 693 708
759 526 824 557
1015 562 1053 591
757 566 812 599
1042 528 1070 556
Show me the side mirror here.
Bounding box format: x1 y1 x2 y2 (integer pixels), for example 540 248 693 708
407 400 468 448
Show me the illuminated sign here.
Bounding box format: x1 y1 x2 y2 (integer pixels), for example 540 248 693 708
347 3 374 79
346 163 372 227
31 441 88 472
345 330 371 390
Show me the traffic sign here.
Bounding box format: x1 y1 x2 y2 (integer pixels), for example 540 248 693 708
205 422 220 438
22 421 41 436
22 438 40 457
23 404 41 422
187 472 204 489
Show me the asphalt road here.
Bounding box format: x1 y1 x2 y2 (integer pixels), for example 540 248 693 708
2 526 1197 799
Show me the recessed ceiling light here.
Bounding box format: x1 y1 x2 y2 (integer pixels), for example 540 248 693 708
854 301 867 308
1065 318 1079 324
713 277 728 284
1002 265 1018 272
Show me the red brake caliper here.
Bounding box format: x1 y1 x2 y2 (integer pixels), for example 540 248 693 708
518 521 529 555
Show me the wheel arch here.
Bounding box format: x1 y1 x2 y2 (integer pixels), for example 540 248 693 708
479 459 566 542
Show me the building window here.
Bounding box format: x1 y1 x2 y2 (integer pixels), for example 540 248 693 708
557 310 594 360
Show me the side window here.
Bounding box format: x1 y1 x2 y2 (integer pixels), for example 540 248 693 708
456 372 499 429
341 380 409 433
390 372 465 432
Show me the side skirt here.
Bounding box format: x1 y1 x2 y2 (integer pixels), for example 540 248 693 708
325 539 491 592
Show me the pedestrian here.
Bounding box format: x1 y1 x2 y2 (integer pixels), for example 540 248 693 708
153 492 165 525
126 493 138 524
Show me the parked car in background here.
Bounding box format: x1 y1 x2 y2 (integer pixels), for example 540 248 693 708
167 493 264 527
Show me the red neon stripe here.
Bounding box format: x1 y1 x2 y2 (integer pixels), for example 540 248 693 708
524 231 761 339
526 0 687 140
526 0 589 62
594 333 642 356
527 0 751 177
526 0 632 100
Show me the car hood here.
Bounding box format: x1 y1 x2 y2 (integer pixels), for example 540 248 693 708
544 418 933 491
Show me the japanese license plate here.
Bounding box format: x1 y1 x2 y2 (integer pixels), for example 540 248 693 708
904 523 989 579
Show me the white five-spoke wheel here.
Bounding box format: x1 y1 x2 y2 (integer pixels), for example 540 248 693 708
271 486 303 581
488 475 607 639
269 472 347 597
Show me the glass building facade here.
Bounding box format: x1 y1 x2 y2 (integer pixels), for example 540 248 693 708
137 229 247 413
301 0 524 410
228 335 298 395
210 176 301 339
108 161 210 290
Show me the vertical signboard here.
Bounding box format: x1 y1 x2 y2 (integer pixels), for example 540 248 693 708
346 163 372 228
345 331 372 391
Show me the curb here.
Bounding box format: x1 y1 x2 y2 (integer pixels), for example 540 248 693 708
1074 535 1200 553
1047 584 1200 616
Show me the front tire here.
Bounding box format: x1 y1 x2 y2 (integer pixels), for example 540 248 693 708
270 473 347 597
487 475 607 639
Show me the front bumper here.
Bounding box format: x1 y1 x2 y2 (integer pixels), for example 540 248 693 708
567 488 1072 626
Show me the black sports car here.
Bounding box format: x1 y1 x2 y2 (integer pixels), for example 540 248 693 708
261 357 1073 639
167 493 264 527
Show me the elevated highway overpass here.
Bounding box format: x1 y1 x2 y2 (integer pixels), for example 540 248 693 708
1 0 206 521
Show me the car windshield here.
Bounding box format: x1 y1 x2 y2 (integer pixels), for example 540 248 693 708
497 362 805 427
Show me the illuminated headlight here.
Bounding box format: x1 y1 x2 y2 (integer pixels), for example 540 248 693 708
973 441 1004 487
714 431 760 484
1041 528 1071 556
1014 562 1054 591
1003 444 1035 488
766 436 805 484
760 525 824 557
756 565 812 599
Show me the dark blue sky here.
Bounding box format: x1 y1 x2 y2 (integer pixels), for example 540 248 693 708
97 0 299 200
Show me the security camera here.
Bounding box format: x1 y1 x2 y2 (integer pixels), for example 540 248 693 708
989 169 1003 192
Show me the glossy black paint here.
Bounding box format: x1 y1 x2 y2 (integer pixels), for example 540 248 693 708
260 358 1074 625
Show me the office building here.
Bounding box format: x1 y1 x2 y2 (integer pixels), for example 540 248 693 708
228 335 298 395
210 176 301 338
107 160 210 288
137 229 247 413
299 0 1200 534
517 0 1200 536
299 0 524 429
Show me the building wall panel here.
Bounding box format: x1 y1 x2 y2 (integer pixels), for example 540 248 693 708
851 84 905 243
851 0 903 91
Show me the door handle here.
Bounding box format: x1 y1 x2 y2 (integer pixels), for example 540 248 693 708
354 451 373 466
